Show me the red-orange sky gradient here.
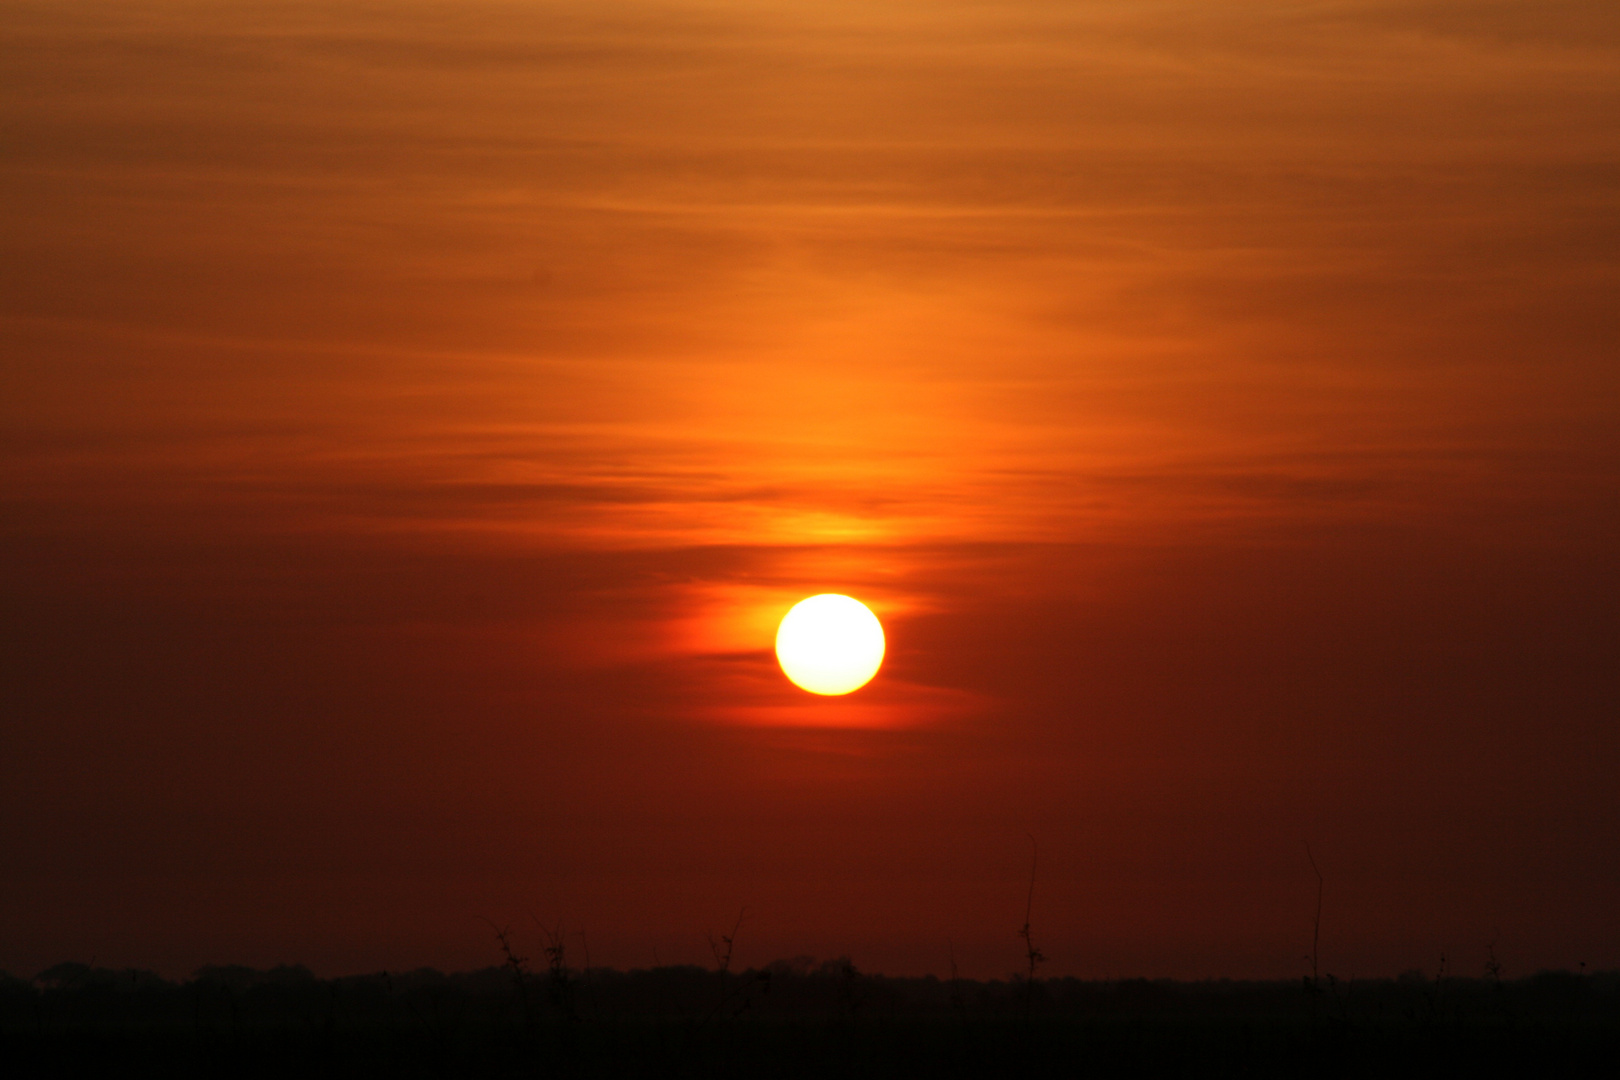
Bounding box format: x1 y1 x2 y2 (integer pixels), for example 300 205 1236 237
4 1 1618 981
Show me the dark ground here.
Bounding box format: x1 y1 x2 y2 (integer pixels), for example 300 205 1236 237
4 962 1616 1077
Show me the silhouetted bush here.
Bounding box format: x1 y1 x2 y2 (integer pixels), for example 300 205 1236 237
4 962 1617 1076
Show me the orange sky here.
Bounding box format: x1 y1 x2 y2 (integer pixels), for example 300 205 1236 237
3 1 1618 979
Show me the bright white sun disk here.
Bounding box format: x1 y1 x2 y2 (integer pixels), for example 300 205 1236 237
775 594 885 695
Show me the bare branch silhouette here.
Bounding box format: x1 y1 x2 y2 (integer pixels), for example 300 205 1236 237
1018 833 1045 1019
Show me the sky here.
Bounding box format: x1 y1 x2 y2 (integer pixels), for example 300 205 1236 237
2 0 1617 981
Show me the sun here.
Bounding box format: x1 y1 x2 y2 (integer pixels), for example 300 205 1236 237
775 594 886 695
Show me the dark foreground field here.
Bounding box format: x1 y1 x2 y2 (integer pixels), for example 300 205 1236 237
5 963 1616 1077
